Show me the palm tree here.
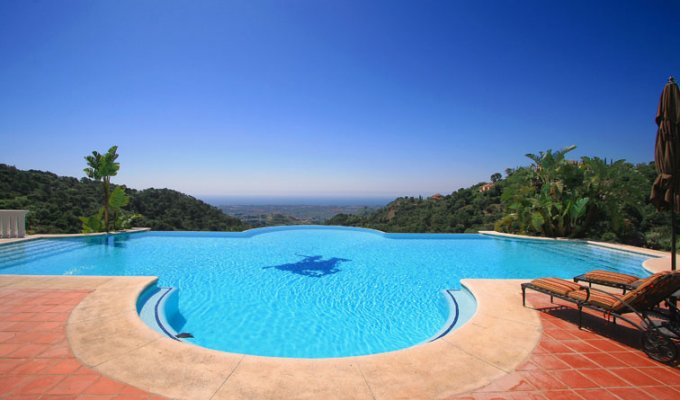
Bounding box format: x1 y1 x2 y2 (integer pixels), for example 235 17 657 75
84 146 120 232
525 145 577 186
502 145 589 237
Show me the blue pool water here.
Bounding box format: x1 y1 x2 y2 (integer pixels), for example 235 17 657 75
0 227 653 358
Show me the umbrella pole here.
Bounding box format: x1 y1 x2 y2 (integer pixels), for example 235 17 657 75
673 188 677 271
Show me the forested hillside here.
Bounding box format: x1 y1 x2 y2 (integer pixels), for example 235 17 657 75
327 182 504 233
129 188 245 231
328 153 673 250
0 164 245 233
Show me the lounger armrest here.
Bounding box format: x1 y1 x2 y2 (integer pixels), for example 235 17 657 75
577 286 590 302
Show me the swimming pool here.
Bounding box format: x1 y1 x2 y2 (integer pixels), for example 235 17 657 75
0 226 653 358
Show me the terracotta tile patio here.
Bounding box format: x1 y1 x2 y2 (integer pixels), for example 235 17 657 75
451 293 680 400
0 286 678 399
0 288 163 399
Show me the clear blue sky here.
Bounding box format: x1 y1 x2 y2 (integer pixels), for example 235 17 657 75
1 1 679 200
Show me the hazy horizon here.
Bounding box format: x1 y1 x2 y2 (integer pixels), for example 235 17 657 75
200 195 395 207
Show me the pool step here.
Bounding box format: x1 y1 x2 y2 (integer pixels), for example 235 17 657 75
0 240 86 259
0 239 76 256
0 241 90 270
428 291 460 342
428 288 476 342
138 287 185 341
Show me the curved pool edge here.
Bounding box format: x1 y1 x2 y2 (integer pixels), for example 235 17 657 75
137 282 481 358
137 286 182 341
425 287 477 343
13 275 544 399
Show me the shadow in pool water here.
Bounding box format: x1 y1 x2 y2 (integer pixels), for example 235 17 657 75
263 254 350 277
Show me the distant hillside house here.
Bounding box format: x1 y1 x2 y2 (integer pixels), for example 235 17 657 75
479 183 495 193
430 193 443 201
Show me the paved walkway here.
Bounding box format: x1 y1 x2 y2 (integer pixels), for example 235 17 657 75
0 287 162 399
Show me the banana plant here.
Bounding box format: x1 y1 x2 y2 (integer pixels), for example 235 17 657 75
108 186 129 230
114 212 141 231
525 145 577 186
83 146 120 232
569 197 589 230
80 209 105 233
501 146 593 238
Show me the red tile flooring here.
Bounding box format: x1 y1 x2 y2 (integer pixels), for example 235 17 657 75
451 293 680 400
0 288 163 399
1 288 678 400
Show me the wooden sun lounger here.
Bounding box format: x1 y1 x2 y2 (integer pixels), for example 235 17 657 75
521 271 680 363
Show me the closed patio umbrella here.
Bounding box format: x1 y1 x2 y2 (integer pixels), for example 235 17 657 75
650 76 680 270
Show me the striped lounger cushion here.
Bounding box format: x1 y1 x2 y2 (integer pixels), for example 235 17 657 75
581 270 642 285
529 278 583 295
567 289 622 309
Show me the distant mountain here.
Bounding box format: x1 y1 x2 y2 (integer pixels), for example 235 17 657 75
0 164 245 233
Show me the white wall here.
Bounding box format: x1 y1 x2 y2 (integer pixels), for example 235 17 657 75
0 210 28 238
